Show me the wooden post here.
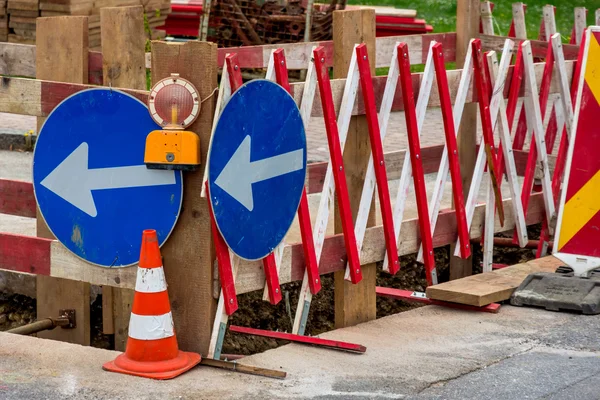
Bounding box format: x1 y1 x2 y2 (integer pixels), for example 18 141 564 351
100 5 146 351
151 40 218 355
35 16 91 345
451 0 479 280
332 9 377 328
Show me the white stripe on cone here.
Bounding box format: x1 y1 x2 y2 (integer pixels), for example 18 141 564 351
128 312 175 340
135 267 168 293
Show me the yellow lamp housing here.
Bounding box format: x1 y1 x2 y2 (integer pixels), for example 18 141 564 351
145 73 202 171
144 129 201 171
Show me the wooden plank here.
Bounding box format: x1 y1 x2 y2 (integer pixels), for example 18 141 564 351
0 179 36 218
101 286 115 335
512 3 527 39
0 59 575 119
332 9 377 329
100 6 146 89
35 15 91 347
0 33 456 82
451 0 479 280
426 256 564 306
100 5 145 351
0 233 51 275
151 40 218 356
0 192 548 294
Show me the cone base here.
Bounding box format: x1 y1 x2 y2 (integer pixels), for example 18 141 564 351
102 351 201 380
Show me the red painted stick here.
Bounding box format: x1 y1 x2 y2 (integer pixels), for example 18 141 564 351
229 325 366 353
355 44 400 275
432 43 471 259
397 43 436 286
228 53 282 305
471 39 505 226
313 46 362 284
206 182 238 315
273 49 321 295
375 287 501 313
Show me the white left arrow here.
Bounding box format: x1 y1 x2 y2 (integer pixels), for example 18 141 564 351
215 135 304 211
40 142 176 217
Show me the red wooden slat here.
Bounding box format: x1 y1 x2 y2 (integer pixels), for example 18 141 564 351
313 46 362 284
0 179 36 218
432 43 471 259
471 39 505 225
397 43 436 286
273 49 321 295
229 325 366 353
356 44 399 275
0 233 52 275
206 182 238 315
375 287 501 313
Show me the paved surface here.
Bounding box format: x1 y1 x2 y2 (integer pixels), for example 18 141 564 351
1 305 599 399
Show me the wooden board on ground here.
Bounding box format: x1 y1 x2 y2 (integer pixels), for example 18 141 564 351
426 256 565 306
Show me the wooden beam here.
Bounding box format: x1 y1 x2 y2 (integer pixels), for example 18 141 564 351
332 9 377 330
35 15 91 347
452 0 480 280
99 5 146 351
151 40 218 356
0 33 457 81
0 59 575 119
480 34 580 60
426 256 564 306
0 193 548 294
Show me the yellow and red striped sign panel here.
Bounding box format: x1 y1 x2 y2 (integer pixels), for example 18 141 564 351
555 27 600 258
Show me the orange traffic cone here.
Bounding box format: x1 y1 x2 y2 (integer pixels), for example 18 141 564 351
102 229 201 380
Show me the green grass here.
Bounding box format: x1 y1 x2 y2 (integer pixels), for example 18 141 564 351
349 0 600 42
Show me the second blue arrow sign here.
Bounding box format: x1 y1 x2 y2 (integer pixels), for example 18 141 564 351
208 79 307 261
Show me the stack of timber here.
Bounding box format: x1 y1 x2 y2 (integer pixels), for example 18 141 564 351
1 0 170 46
6 0 39 43
0 0 7 41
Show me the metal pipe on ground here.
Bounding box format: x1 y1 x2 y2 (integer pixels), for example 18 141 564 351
7 317 71 336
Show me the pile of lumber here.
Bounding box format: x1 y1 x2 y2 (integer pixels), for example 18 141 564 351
6 0 39 43
0 0 170 46
0 0 7 42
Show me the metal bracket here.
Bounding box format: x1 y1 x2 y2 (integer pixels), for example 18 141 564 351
58 309 76 329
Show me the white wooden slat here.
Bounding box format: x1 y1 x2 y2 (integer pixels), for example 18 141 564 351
201 56 232 198
480 1 495 36
574 7 587 46
293 47 360 331
208 252 239 359
596 9 600 26
521 40 555 227
512 3 528 40
551 33 575 138
417 41 473 263
543 5 557 39
382 42 436 275
348 42 401 276
285 48 319 335
488 42 528 247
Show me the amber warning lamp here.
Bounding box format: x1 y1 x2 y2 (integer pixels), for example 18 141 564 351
144 73 201 171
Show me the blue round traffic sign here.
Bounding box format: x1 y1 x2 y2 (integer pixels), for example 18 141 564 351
208 80 306 260
33 89 183 267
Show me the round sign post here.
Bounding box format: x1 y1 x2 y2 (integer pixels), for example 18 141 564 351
207 79 307 261
33 89 183 267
